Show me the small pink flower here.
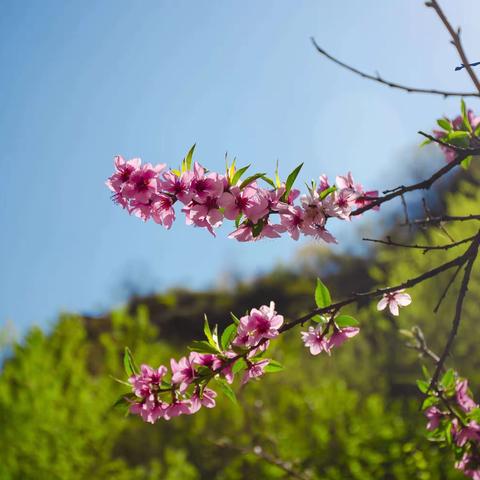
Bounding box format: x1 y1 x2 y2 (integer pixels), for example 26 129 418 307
456 379 478 413
192 353 222 371
189 387 217 414
328 326 359 349
377 290 412 316
455 421 480 447
163 399 191 420
129 364 168 398
170 353 196 392
455 452 480 480
130 398 167 424
219 185 259 220
159 170 193 204
301 325 330 356
123 163 165 203
318 174 330 192
424 406 443 431
241 359 269 385
151 194 176 229
279 205 304 240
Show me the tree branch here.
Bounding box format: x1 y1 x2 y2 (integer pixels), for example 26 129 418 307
310 38 479 98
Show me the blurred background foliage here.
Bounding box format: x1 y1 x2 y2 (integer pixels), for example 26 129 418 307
1 166 480 479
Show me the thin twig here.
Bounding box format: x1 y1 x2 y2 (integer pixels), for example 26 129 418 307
426 0 480 94
401 214 480 227
433 264 462 314
418 131 480 155
429 234 480 390
310 38 479 98
362 234 476 253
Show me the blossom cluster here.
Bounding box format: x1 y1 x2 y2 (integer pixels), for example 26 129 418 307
431 103 480 164
106 149 378 243
123 302 285 423
422 374 480 479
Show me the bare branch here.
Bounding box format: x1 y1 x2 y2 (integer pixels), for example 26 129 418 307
401 214 480 227
433 264 463 314
426 0 480 94
310 38 479 98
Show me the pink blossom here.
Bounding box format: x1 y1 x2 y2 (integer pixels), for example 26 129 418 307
150 194 176 229
301 191 326 228
192 353 222 371
189 162 225 202
123 163 165 203
318 174 330 192
219 185 259 220
160 170 193 204
129 364 168 398
171 353 196 392
424 406 443 431
106 156 141 193
189 387 217 414
279 205 304 240
301 223 337 244
455 421 480 447
301 325 330 355
241 359 269 385
328 326 359 349
234 302 283 346
377 290 412 316
130 397 167 424
456 379 478 413
455 453 480 480
163 399 191 420
228 222 285 242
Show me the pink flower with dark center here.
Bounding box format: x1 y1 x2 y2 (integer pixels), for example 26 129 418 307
129 364 168 399
228 222 285 242
301 223 337 244
301 192 326 228
328 326 360 349
279 205 304 240
456 379 478 413
241 359 270 385
424 406 443 431
219 185 258 220
318 174 330 192
171 353 196 392
377 290 412 316
455 421 480 447
192 353 222 371
151 194 176 229
106 156 141 193
189 163 225 202
130 397 168 424
163 399 191 420
301 325 330 355
160 170 193 204
189 387 217 414
123 163 165 203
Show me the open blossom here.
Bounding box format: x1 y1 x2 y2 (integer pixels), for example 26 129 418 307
189 387 217 414
455 421 480 447
329 326 359 348
219 185 259 220
241 359 269 385
424 406 443 431
171 353 196 392
233 302 284 347
455 452 480 480
301 325 330 355
456 379 478 413
377 290 412 316
129 364 168 398
159 170 193 204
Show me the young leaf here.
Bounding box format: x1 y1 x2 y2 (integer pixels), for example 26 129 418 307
260 175 276 188
274 160 281 188
203 315 216 347
421 396 438 410
123 347 138 377
252 220 265 238
422 364 431 381
416 379 429 394
311 314 327 323
419 137 433 148
240 173 267 189
319 185 336 200
440 368 455 390
461 155 472 170
264 360 283 373
184 144 196 170
436 118 452 131
461 99 473 133
315 278 331 308
284 163 303 198
335 315 359 328
231 164 250 185
221 324 237 350
215 378 237 404
188 340 220 355
232 358 248 374
230 312 240 325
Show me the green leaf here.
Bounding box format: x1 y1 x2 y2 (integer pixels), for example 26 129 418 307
264 360 283 373
315 278 331 308
215 378 237 404
232 358 247 374
274 160 281 188
203 315 217 348
419 138 433 148
221 324 237 351
188 340 220 355
112 392 135 412
440 369 455 390
461 155 472 170
230 312 240 325
468 407 480 422
416 379 429 394
251 220 265 238
260 175 275 188
234 214 243 228
311 314 327 323
422 364 431 381
240 173 267 189
123 347 138 377
421 396 438 410
436 118 452 131
171 168 181 177
283 163 303 199
461 99 473 133
335 315 359 328
319 185 336 200
231 164 250 185
184 144 196 170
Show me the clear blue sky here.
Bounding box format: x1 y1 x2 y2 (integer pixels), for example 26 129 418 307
1 1 479 333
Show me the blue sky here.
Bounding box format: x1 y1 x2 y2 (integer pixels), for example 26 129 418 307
1 1 479 333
